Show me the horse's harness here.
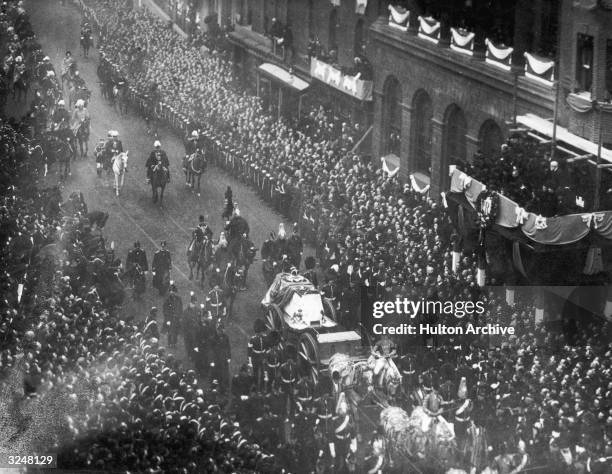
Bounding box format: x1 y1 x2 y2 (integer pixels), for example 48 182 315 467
188 151 205 174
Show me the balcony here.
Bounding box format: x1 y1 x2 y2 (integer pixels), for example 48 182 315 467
309 57 373 102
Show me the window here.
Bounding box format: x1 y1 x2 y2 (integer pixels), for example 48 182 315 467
576 34 594 94
308 0 314 39
479 120 504 158
383 76 402 156
329 8 338 51
606 40 612 100
354 19 365 56
412 91 433 174
444 106 467 167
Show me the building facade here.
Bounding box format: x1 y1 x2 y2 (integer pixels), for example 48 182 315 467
371 0 612 195
227 0 383 128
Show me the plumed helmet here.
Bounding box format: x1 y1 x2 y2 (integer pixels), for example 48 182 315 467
191 130 198 137
57 99 65 106
154 140 161 148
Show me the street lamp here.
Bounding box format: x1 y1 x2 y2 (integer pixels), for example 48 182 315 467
592 98 611 211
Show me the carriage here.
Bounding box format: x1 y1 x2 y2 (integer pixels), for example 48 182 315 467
261 272 364 382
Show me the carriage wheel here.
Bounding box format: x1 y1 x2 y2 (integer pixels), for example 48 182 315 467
265 304 283 332
298 332 319 385
322 298 338 324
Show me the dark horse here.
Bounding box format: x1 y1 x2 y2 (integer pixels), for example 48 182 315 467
187 234 213 285
150 162 169 205
183 150 207 196
75 118 90 158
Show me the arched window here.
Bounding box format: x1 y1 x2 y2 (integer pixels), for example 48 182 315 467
444 105 467 167
479 119 504 157
329 8 338 50
383 76 402 156
354 18 365 56
411 90 433 174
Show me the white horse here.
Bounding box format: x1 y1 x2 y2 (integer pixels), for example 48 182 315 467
111 151 128 196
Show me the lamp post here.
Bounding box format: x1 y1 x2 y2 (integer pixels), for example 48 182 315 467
592 99 609 211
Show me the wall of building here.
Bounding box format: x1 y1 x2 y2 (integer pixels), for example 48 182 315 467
369 19 556 195
557 0 612 146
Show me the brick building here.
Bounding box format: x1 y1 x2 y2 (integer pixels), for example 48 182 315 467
371 0 612 195
227 0 383 128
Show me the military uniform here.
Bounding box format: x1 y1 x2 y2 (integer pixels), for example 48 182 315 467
212 326 231 392
279 357 299 415
162 287 182 347
151 246 171 295
287 228 303 268
125 244 148 287
183 297 199 362
248 330 268 392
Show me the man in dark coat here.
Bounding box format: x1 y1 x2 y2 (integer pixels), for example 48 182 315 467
162 281 182 348
183 292 199 362
286 223 303 269
248 319 269 392
212 321 231 393
125 241 148 288
151 241 171 295
145 140 170 183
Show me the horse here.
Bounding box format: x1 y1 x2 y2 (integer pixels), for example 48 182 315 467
184 150 207 196
380 405 458 471
187 235 213 284
150 162 169 205
80 32 93 58
75 118 90 158
111 151 128 196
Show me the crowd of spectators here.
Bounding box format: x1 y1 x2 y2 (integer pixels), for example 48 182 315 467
82 0 612 471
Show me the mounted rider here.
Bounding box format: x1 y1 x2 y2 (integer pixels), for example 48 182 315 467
185 129 200 156
39 56 55 75
61 50 75 81
145 140 169 183
368 334 399 388
104 130 123 164
51 99 70 131
71 70 85 89
192 214 213 243
70 99 90 134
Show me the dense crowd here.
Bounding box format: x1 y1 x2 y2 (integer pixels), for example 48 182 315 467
79 1 612 472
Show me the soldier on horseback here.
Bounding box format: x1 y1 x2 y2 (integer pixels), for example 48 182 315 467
145 140 169 183
228 231 256 290
369 334 399 389
51 99 70 131
71 98 90 157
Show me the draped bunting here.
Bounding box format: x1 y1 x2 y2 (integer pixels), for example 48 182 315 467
524 53 554 76
524 52 554 85
449 168 612 245
356 0 368 15
330 0 341 6
566 93 593 113
450 27 475 52
310 58 373 101
512 241 528 278
388 4 410 30
572 0 598 9
485 39 513 70
418 16 440 43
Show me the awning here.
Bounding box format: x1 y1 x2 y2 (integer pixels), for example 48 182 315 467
517 113 612 163
258 63 309 92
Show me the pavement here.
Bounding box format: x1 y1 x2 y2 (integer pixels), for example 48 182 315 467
22 0 305 373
